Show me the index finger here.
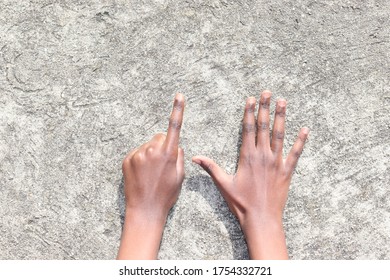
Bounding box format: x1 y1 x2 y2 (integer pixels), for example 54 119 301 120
164 93 185 152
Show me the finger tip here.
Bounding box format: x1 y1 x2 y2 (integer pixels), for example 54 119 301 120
302 127 310 135
173 93 185 111
175 92 185 102
248 96 256 101
262 89 272 96
277 98 287 107
192 157 201 165
246 96 256 108
260 91 272 102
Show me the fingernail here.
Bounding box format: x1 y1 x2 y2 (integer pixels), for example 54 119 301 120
174 95 184 110
261 90 272 99
278 98 287 107
247 97 256 111
174 93 184 103
260 90 272 100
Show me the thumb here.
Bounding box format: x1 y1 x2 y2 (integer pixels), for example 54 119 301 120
192 155 230 188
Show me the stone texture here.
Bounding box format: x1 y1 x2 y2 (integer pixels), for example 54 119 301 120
0 0 389 259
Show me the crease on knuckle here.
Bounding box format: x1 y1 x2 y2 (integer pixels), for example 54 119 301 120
293 149 302 158
205 163 213 173
243 123 255 134
169 118 182 130
260 99 270 109
246 106 255 113
173 104 183 112
274 130 285 140
276 107 286 117
298 135 307 143
257 121 268 131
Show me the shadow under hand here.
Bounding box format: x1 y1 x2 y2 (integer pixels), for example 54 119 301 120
117 176 126 229
186 175 249 260
116 173 247 259
235 125 243 173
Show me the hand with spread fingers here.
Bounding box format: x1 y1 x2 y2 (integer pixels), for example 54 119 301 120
117 93 185 260
192 90 309 260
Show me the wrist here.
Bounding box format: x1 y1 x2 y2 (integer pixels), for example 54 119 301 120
239 212 283 234
239 213 287 260
117 208 167 260
124 206 168 228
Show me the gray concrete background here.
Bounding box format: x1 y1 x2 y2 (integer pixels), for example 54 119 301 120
0 0 389 259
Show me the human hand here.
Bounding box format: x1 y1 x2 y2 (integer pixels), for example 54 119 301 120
117 93 185 259
122 93 185 220
192 90 309 259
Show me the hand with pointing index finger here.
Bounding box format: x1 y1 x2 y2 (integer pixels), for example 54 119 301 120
117 93 185 260
192 90 309 260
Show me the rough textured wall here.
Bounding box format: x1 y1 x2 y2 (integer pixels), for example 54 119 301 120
0 0 389 259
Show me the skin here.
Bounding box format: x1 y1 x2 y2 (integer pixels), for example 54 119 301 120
117 90 309 260
117 93 185 260
192 90 309 259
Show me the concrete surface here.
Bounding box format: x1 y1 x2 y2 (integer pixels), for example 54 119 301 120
0 0 389 259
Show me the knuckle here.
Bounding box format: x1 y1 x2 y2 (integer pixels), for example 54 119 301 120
274 130 285 140
205 162 213 173
259 153 268 166
240 152 253 166
257 121 268 131
145 146 154 155
243 123 256 134
244 156 252 166
154 133 166 142
259 152 275 166
260 100 270 109
122 156 131 170
293 150 302 158
298 135 307 143
169 118 182 130
246 105 255 113
131 151 144 164
276 107 286 117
